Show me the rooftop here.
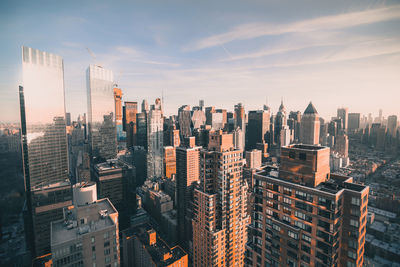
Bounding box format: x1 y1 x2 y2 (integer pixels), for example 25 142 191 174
132 224 187 266
94 159 127 172
51 198 117 247
303 102 318 114
283 144 327 151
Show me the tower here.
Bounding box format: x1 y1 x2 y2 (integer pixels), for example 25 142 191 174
20 46 72 257
147 98 164 179
87 64 117 161
300 102 320 145
192 130 249 266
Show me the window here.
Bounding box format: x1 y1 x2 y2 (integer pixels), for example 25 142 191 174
302 234 311 243
283 215 291 223
284 197 292 204
348 251 356 260
272 224 281 231
350 219 359 227
351 197 360 206
289 151 296 159
299 153 307 160
91 237 95 243
104 232 110 239
288 230 298 239
283 187 292 195
266 192 274 199
295 211 306 220
92 246 95 252
104 241 110 247
295 221 306 230
346 261 356 267
348 239 357 249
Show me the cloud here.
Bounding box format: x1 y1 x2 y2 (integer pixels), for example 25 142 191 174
189 4 400 50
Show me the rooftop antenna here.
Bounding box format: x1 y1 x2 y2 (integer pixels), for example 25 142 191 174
86 47 102 67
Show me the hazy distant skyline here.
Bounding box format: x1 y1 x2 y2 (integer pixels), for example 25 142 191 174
0 0 399 122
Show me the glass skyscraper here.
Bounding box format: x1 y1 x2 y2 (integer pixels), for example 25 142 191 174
21 46 69 188
86 64 117 161
20 46 72 257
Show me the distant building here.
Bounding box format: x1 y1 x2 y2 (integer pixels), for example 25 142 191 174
337 107 349 131
178 105 192 140
124 101 138 148
246 144 369 267
247 110 270 150
387 115 398 137
87 64 117 161
235 103 246 149
300 102 320 145
51 182 120 267
348 113 361 132
147 99 164 179
335 133 349 158
114 86 124 141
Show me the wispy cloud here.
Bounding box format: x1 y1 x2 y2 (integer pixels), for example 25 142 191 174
190 5 400 50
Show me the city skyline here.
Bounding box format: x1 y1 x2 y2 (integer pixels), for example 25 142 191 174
1 0 400 122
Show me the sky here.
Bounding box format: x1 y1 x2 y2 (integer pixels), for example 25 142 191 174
0 0 399 123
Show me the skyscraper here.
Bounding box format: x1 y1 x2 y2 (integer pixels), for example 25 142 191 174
246 144 369 267
178 105 192 139
300 102 320 145
348 113 361 132
20 46 72 257
176 140 201 252
192 130 249 266
337 107 349 131
124 101 138 148
274 100 287 145
247 110 270 149
114 86 124 140
147 98 164 179
87 64 117 161
234 103 246 149
387 115 398 137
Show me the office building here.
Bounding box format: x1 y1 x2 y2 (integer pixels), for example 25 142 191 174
93 159 136 229
289 111 302 142
124 101 138 148
136 111 148 148
246 144 369 267
191 109 206 129
247 110 270 150
114 86 124 141
87 64 117 161
337 108 349 131
335 133 349 158
178 105 192 139
300 102 320 145
121 224 188 267
274 100 287 146
193 130 249 266
387 115 398 137
348 113 361 132
164 146 176 179
234 103 246 149
176 141 201 251
205 106 216 125
20 46 72 257
51 182 120 267
147 99 164 179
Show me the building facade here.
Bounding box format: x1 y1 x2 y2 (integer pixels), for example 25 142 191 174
300 102 320 145
246 144 369 267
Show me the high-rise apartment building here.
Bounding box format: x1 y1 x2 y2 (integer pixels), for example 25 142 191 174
87 64 117 161
300 102 320 145
337 107 349 132
335 134 349 158
20 46 72 257
246 144 369 267
51 182 120 267
164 146 177 179
176 141 201 252
124 101 138 148
147 99 164 179
247 110 270 149
193 130 249 266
